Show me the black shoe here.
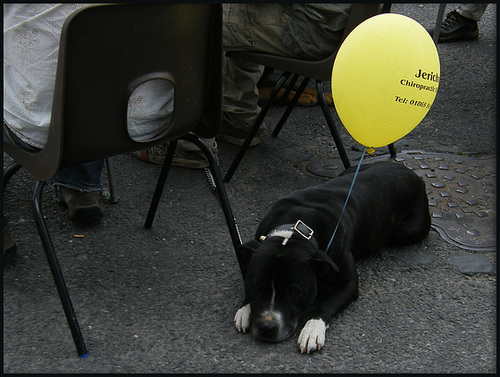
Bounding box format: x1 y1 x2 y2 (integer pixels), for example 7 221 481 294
435 10 479 43
56 186 104 223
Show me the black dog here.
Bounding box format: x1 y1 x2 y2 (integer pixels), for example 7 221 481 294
234 160 431 353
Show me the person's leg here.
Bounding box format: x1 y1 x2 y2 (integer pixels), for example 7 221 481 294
457 3 488 21
52 160 105 222
52 160 104 192
222 4 292 56
4 122 105 223
221 56 264 138
437 4 488 42
221 4 292 144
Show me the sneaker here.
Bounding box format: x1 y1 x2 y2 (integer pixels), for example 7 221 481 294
435 10 479 42
218 113 266 147
3 215 17 265
55 186 104 222
133 139 218 169
134 144 168 165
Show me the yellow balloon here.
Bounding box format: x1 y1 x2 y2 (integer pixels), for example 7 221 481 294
332 13 440 149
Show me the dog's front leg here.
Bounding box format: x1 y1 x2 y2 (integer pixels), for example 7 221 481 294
234 300 251 333
298 263 359 353
297 318 328 353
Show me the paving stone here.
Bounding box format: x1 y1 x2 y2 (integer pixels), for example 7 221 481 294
448 254 493 275
394 251 435 265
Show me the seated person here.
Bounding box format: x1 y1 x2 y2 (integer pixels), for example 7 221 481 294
4 3 174 223
221 3 352 144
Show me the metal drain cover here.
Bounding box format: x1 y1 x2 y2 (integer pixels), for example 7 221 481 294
304 158 341 178
303 151 496 252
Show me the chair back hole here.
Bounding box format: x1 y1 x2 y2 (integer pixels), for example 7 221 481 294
127 79 175 142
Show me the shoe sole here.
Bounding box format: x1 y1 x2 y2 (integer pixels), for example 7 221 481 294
217 133 261 147
172 157 209 169
439 30 479 42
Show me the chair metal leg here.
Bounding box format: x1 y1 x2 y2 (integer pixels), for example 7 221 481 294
316 80 351 169
224 71 292 182
388 143 397 158
276 74 299 107
272 76 311 137
257 66 275 87
32 180 88 358
181 134 244 274
105 157 119 204
3 161 22 193
433 4 447 44
144 140 177 229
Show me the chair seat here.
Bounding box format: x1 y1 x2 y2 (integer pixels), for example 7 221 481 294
226 50 334 82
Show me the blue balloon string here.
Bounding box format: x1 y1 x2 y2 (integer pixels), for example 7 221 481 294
325 148 367 255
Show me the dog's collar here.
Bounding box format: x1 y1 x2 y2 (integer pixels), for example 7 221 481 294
259 220 318 248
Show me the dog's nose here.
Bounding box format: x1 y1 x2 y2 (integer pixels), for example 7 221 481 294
254 313 281 342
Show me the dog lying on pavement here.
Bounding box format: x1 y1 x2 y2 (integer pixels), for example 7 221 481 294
234 160 431 353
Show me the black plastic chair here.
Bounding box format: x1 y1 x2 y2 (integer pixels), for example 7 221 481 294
223 4 394 182
3 4 242 357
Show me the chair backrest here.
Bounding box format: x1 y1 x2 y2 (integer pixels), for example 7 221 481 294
4 4 222 181
225 3 388 81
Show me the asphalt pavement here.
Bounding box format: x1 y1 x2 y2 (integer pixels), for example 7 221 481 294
3 3 496 374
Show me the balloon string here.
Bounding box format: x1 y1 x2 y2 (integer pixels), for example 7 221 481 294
325 148 367 255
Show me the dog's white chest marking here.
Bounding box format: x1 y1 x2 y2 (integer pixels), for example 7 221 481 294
269 278 276 309
297 319 326 353
234 304 251 333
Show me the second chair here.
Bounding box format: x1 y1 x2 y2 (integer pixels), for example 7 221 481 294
223 4 394 182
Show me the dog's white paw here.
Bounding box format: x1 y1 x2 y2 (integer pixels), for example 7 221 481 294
234 304 251 333
297 319 326 353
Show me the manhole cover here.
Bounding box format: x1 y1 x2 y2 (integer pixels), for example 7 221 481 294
302 151 496 252
304 158 342 178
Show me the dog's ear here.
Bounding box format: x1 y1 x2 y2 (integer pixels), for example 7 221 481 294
311 250 340 281
237 240 260 280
